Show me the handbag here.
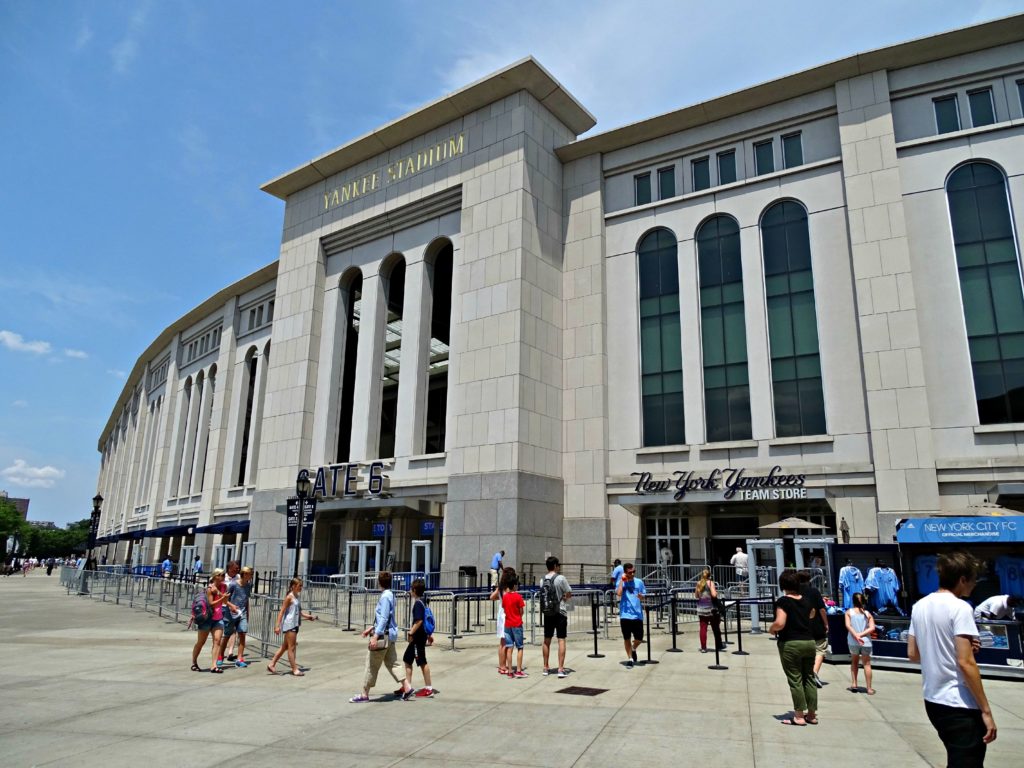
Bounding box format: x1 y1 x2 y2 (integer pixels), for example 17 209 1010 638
712 595 727 617
369 634 390 650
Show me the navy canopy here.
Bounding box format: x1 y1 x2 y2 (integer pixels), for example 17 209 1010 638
118 529 147 541
193 520 250 535
141 524 194 538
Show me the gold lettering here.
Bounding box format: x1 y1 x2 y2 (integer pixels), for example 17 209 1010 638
370 172 379 190
331 189 340 207
323 193 330 210
387 164 397 183
449 133 464 157
340 184 351 203
404 158 415 176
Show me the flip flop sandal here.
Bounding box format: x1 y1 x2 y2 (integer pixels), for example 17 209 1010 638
847 687 859 692
805 717 819 725
866 689 876 695
291 671 305 676
781 719 807 726
209 668 224 674
191 663 201 671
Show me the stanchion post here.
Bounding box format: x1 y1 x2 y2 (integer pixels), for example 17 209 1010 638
721 601 730 646
666 593 683 652
342 589 355 632
473 588 484 627
733 599 749 655
643 605 659 664
708 633 728 671
587 591 605 658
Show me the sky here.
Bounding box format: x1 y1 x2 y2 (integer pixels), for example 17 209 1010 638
1 1 1022 526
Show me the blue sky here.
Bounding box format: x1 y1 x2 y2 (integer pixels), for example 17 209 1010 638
1 0 1021 525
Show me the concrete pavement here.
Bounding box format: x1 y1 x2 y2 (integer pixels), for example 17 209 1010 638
1 572 1022 767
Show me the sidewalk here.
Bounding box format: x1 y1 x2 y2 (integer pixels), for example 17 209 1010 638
0 573 1020 767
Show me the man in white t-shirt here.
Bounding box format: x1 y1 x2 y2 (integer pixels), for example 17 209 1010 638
730 548 748 580
973 594 1020 622
908 552 996 767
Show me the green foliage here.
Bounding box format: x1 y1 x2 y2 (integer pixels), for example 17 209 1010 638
0 498 30 558
24 518 90 559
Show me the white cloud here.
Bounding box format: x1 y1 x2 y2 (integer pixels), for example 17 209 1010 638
107 369 127 379
1 459 66 489
0 330 51 355
74 21 93 52
64 348 89 359
11 400 28 408
110 3 152 75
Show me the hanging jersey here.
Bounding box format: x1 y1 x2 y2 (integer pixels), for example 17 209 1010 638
914 555 939 596
874 567 902 614
995 556 1024 596
839 565 865 609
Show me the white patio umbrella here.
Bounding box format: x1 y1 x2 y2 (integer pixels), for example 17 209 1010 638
758 517 829 531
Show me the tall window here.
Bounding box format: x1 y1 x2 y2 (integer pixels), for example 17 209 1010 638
934 95 960 134
782 132 803 168
718 151 737 185
236 350 257 486
638 229 684 446
947 162 1024 423
425 242 453 453
754 140 774 175
692 157 710 192
336 271 362 462
968 88 995 128
761 201 826 436
658 167 676 199
379 257 406 458
635 173 652 206
696 215 751 441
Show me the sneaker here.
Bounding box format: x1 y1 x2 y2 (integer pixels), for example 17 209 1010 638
393 687 406 696
402 688 416 701
813 674 823 689
514 671 528 678
557 670 567 679
227 654 238 662
415 687 435 698
235 660 249 668
542 668 551 676
507 672 515 678
216 659 225 667
631 650 638 663
626 660 634 668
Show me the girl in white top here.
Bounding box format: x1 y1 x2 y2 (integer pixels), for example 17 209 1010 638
844 592 876 694
489 567 513 674
267 577 317 676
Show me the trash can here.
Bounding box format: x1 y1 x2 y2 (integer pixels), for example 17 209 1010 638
458 565 477 589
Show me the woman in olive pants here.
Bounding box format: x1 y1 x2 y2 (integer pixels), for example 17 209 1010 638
769 570 819 726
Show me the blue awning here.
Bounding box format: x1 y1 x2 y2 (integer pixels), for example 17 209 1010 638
119 529 147 541
193 520 250 535
896 516 1024 544
141 524 194 538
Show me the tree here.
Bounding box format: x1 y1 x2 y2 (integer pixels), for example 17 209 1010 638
0 498 29 560
24 518 90 559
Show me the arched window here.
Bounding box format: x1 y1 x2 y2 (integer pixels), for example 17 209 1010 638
947 162 1024 423
336 270 362 462
379 256 406 458
425 241 453 454
761 201 825 437
638 228 684 446
236 349 258 486
696 215 751 441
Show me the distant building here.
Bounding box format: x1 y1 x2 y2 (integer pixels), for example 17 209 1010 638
0 490 30 520
28 521 57 530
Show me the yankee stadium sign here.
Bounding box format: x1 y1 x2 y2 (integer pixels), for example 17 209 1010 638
632 465 806 501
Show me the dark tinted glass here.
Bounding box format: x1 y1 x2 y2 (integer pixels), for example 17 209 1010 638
934 95 960 134
968 89 995 127
635 173 652 206
783 133 803 168
692 157 710 191
659 167 676 199
718 151 737 184
754 140 774 175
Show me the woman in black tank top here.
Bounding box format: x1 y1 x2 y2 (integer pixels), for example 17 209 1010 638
769 570 819 726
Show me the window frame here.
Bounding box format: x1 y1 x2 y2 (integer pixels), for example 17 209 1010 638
933 94 961 134
691 156 711 193
658 166 676 200
717 150 737 185
782 132 803 169
634 172 652 206
753 139 775 175
967 87 996 128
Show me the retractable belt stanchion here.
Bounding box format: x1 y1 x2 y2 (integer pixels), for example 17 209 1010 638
733 599 749 656
708 632 728 670
667 593 683 652
474 589 484 627
587 591 605 658
643 605 659 665
721 602 730 646
342 588 355 632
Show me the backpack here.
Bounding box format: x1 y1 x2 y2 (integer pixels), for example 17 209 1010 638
422 601 435 636
190 590 211 625
540 576 560 618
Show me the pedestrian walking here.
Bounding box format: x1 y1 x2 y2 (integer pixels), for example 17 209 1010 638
191 568 230 673
267 577 318 676
540 556 572 678
769 569 818 726
222 566 254 668
797 570 829 687
401 578 435 698
616 563 645 667
350 571 411 702
501 573 527 678
489 549 505 588
731 547 749 580
909 552 996 767
845 592 876 694
193 555 203 576
219 561 241 664
695 568 724 653
490 567 514 674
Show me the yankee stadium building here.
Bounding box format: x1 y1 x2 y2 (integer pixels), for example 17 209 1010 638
93 17 1024 579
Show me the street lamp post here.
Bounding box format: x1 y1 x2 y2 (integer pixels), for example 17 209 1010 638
88 494 103 569
294 470 312 579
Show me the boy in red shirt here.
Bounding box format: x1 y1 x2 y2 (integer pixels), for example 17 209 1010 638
501 577 527 678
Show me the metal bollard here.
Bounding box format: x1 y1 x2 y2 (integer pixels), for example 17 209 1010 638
342 589 355 632
667 594 683 652
643 606 659 665
587 591 605 658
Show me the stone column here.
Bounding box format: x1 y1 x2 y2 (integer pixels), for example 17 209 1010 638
836 70 939 537
395 256 429 457
348 273 385 461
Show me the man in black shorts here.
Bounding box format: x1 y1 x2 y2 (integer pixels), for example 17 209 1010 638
616 563 646 667
540 556 572 678
401 578 435 698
